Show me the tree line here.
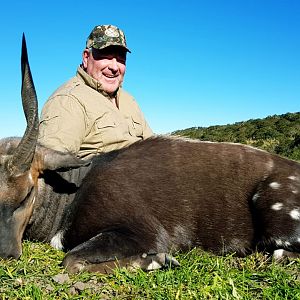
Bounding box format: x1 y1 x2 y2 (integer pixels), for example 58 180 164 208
173 112 300 161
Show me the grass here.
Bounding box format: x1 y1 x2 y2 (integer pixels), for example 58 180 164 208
1 241 300 299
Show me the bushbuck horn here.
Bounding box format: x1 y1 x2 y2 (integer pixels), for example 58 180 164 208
8 33 39 174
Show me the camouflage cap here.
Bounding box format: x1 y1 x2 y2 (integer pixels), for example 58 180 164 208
86 25 131 53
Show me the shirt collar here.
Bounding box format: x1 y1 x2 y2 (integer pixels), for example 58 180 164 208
76 66 120 99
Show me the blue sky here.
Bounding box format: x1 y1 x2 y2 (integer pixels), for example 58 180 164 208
0 0 299 138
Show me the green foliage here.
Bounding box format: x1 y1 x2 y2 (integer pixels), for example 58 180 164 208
174 112 300 161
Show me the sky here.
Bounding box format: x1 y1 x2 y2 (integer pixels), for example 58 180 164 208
0 0 299 138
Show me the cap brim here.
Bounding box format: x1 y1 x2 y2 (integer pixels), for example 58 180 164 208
92 42 131 53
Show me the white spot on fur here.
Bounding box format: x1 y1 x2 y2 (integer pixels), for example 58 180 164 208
146 260 162 271
28 173 34 185
252 193 260 203
271 203 283 211
273 249 284 259
275 240 290 247
297 238 300 243
288 176 297 180
50 231 64 250
267 160 275 171
269 182 281 189
292 190 299 194
290 209 300 220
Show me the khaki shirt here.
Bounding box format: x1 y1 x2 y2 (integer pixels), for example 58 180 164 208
38 67 153 159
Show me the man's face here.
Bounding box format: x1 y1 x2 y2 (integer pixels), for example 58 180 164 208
82 46 127 95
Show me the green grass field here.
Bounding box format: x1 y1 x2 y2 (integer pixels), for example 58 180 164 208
1 241 300 299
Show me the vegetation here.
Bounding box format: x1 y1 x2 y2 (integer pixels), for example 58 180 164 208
174 112 300 161
1 112 300 299
1 242 300 299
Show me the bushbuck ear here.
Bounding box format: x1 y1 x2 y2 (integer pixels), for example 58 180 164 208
36 146 90 172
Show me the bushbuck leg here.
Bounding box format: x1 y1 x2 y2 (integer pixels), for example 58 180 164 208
62 231 179 273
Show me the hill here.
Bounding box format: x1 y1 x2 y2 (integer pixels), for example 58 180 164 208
173 112 300 161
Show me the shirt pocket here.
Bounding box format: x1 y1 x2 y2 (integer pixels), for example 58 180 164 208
129 116 143 137
95 114 121 146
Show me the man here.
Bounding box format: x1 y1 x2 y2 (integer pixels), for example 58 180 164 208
38 25 153 159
